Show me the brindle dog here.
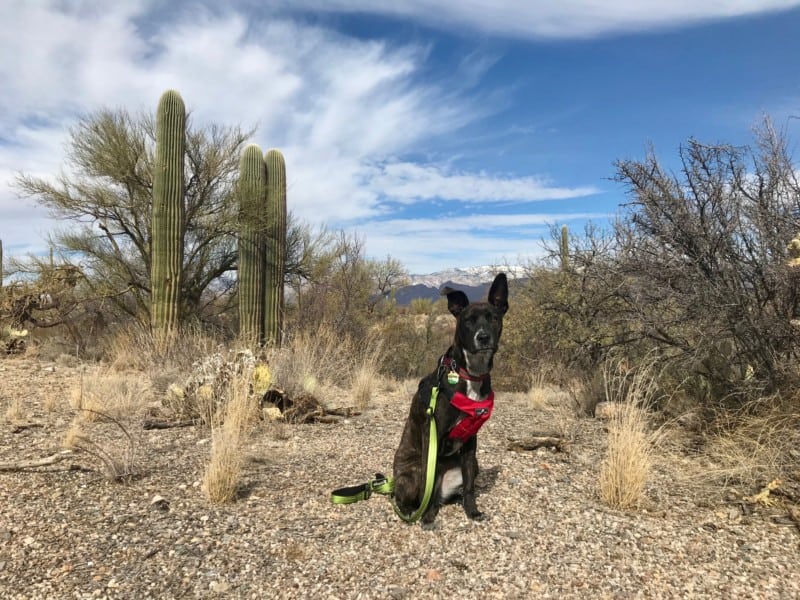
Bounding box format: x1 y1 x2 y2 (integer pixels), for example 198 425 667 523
392 273 508 526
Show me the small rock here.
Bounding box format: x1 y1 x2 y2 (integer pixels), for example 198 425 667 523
594 402 617 419
150 495 169 512
210 579 230 593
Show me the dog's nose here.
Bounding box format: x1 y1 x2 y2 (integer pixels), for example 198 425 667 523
476 330 491 346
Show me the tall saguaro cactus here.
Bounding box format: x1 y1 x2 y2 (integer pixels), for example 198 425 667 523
150 90 186 333
237 144 268 343
263 149 287 347
560 225 569 272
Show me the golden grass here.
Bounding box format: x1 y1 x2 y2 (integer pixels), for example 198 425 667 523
69 369 150 422
104 322 222 372
266 325 355 401
527 369 552 410
350 336 382 410
202 365 259 504
4 396 25 423
599 361 658 510
701 397 800 487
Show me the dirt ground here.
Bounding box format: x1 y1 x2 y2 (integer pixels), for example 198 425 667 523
0 356 799 599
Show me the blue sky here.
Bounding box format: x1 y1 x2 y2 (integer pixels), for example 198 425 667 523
2 1 800 273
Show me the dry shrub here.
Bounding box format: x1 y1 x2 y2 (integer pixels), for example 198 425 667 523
599 361 659 509
42 390 60 412
527 369 553 410
266 325 355 401
526 370 579 440
350 337 382 410
701 396 800 487
4 397 25 423
202 365 259 504
104 321 223 373
70 369 150 422
62 415 138 482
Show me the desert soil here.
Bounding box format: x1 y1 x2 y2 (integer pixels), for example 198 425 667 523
0 357 798 599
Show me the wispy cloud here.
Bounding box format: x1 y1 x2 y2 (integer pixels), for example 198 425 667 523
360 212 608 272
365 162 599 204
0 2 608 273
277 0 800 38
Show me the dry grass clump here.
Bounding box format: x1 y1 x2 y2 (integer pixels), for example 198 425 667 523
599 361 659 509
62 415 138 482
4 397 25 424
264 325 384 412
266 325 355 401
525 370 579 440
69 369 150 422
202 365 259 504
104 322 223 373
350 337 382 410
701 396 800 487
528 368 555 410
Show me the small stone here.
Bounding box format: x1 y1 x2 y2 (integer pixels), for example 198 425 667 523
150 495 169 512
210 580 230 593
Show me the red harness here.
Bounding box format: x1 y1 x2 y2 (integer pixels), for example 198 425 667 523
448 391 494 442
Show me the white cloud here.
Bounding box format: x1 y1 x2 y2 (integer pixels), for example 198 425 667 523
277 0 800 38
359 212 607 272
365 162 599 203
0 2 602 273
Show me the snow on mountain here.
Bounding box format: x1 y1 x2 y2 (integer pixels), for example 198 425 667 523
407 265 526 289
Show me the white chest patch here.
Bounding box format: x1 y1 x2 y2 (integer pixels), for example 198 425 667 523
440 467 463 500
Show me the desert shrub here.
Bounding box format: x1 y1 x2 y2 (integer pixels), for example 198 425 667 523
701 395 800 487
507 120 800 410
611 121 800 404
103 320 225 373
409 297 434 315
372 304 453 380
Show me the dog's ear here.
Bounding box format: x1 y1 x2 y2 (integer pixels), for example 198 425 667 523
441 286 470 318
488 273 509 314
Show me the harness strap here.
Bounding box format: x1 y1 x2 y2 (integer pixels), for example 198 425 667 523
329 386 440 524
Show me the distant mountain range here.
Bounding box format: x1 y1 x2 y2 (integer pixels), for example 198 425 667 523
393 266 526 305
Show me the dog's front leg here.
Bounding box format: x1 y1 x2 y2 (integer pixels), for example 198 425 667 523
461 438 484 520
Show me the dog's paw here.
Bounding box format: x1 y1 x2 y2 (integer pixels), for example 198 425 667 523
467 510 486 522
420 520 439 531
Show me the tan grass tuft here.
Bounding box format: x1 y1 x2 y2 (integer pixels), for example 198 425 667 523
202 366 259 504
4 397 25 424
527 369 552 410
599 361 659 509
701 397 800 487
69 369 150 422
266 325 355 401
62 415 138 482
350 337 382 411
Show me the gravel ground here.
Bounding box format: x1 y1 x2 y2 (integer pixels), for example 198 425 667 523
0 358 798 599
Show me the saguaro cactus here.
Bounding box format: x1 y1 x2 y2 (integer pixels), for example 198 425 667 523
263 149 287 347
0 238 3 288
560 225 569 272
237 144 267 343
150 90 186 333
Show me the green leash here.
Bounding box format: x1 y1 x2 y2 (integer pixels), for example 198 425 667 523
330 386 439 523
